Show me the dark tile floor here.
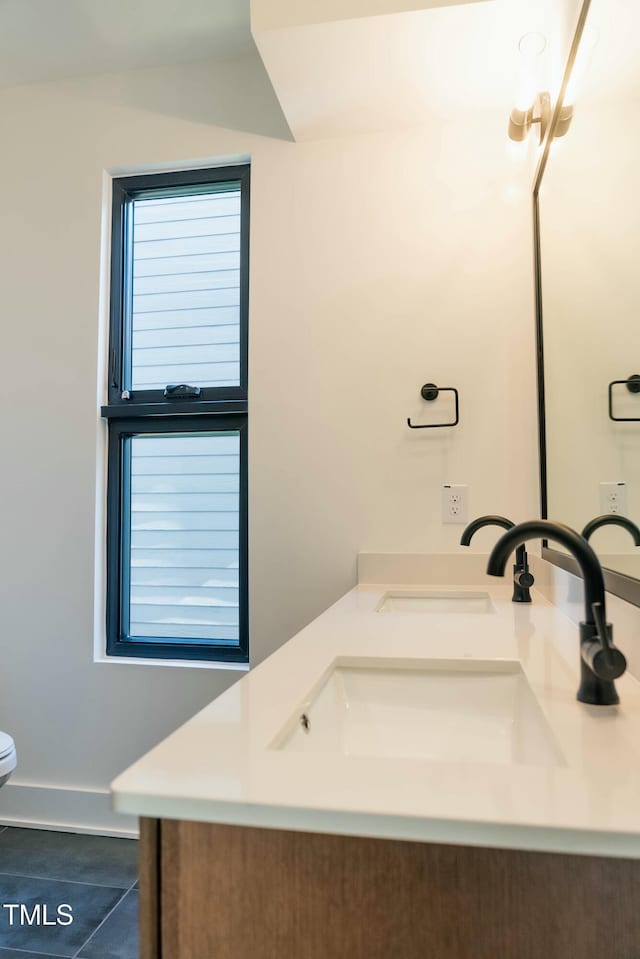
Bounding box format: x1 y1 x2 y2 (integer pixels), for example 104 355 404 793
0 826 139 958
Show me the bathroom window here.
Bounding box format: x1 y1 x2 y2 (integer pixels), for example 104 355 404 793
102 166 249 663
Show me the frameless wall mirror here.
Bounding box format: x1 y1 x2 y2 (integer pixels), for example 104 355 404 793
536 0 640 605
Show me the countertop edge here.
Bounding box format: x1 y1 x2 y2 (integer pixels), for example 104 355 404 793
112 791 640 860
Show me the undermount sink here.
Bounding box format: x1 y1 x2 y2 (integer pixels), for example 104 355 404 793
377 590 495 614
274 658 563 768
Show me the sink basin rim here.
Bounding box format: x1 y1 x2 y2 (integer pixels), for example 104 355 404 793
270 654 528 752
376 589 496 614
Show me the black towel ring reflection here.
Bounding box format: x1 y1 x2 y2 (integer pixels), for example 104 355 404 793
407 383 460 429
608 374 640 422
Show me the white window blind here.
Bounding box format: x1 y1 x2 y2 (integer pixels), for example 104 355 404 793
128 432 240 644
131 190 241 391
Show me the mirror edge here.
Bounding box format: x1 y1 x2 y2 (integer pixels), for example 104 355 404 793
533 0 640 608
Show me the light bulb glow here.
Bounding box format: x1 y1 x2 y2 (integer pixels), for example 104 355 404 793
515 32 548 112
518 32 547 61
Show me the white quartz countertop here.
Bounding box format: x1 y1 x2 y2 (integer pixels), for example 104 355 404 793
111 578 640 859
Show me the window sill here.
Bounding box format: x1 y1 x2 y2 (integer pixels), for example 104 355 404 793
93 652 251 672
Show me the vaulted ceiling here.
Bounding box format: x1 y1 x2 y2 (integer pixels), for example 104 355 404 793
0 0 585 141
0 0 251 87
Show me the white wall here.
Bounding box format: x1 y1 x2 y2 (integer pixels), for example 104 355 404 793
0 52 538 831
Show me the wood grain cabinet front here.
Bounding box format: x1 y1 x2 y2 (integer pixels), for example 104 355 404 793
139 817 640 959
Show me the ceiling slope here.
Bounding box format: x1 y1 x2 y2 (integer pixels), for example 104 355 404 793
251 0 491 32
251 0 575 141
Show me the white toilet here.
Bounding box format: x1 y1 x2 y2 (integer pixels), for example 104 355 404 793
0 732 16 788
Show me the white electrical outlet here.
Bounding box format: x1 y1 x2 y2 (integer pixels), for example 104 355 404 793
442 484 469 525
599 481 628 516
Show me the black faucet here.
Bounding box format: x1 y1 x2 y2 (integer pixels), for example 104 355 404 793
460 515 534 604
487 520 627 706
582 514 640 545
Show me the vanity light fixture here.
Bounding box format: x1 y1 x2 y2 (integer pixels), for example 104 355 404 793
508 93 574 143
508 90 551 143
509 91 573 143
508 32 573 143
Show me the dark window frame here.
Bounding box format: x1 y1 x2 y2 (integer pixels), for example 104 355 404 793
104 164 249 415
102 165 250 663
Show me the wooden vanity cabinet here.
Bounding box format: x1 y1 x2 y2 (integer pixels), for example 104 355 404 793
140 817 640 959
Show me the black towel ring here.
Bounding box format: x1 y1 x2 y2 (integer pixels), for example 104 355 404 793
608 374 640 422
407 383 459 429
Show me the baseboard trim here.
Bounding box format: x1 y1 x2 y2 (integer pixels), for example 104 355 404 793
0 781 138 838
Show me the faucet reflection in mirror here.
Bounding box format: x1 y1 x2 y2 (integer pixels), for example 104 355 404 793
582 515 640 547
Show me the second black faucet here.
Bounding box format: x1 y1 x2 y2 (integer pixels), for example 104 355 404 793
460 515 534 603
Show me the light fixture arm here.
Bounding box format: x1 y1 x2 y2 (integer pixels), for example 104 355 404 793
508 91 551 144
508 91 574 144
